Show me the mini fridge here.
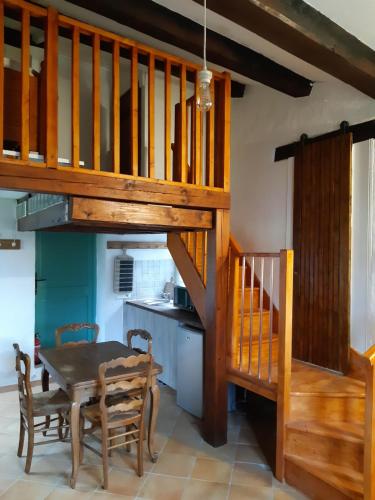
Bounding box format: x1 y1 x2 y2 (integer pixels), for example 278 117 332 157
176 324 203 418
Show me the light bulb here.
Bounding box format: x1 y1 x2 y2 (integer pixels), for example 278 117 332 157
197 69 213 112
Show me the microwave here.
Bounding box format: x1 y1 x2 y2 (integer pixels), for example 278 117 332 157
173 286 195 312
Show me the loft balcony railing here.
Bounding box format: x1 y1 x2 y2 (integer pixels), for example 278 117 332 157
0 0 230 194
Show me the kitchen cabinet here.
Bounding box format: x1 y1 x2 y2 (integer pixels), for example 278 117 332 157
124 303 179 389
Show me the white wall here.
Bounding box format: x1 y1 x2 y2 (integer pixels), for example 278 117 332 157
96 234 176 343
0 199 36 386
231 80 375 352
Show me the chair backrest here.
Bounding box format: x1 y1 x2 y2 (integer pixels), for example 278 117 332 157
13 343 32 415
98 353 152 427
55 322 99 347
127 329 153 354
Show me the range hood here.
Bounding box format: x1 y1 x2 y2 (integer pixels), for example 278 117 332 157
17 194 213 234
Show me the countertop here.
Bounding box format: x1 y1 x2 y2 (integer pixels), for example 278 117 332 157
125 300 204 331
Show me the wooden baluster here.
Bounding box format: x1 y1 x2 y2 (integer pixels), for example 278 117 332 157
276 249 293 481
0 0 4 159
364 360 375 500
257 258 265 379
268 258 274 383
130 47 138 176
179 64 187 183
21 9 30 161
239 255 246 371
164 60 171 181
202 231 208 286
192 232 197 269
92 33 100 171
71 26 80 168
194 72 202 185
45 6 58 168
248 256 255 375
148 53 155 178
112 40 120 174
222 72 231 191
206 77 214 186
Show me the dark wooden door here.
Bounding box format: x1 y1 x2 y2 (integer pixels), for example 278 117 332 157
293 133 352 373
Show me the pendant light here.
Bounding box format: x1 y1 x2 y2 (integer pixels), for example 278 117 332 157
197 0 213 112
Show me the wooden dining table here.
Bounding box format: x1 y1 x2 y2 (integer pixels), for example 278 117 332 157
39 340 162 489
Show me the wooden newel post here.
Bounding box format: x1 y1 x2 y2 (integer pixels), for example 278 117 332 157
203 209 230 447
364 356 375 500
276 249 293 481
45 7 58 168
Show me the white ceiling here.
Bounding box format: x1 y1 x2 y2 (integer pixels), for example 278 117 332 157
305 0 375 50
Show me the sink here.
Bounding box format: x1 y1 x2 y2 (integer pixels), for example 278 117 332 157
142 299 171 306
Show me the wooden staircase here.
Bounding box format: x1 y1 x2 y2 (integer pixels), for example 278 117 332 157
167 231 375 499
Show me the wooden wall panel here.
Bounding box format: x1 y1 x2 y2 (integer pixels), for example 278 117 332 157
292 133 352 373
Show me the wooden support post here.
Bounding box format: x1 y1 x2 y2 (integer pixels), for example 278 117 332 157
92 33 101 171
203 208 230 446
130 47 138 176
276 249 294 481
164 60 171 181
112 40 120 174
227 252 240 369
0 0 4 159
45 7 58 167
364 358 375 500
179 64 187 183
21 9 30 161
222 73 231 192
148 53 155 178
71 26 80 168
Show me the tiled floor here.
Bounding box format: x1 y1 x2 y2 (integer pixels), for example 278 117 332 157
0 384 306 499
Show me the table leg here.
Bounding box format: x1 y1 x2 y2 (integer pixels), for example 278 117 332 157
148 377 160 463
41 367 49 392
69 400 81 489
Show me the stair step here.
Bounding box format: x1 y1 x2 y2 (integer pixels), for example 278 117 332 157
285 454 363 500
235 310 271 338
286 420 364 473
236 287 260 310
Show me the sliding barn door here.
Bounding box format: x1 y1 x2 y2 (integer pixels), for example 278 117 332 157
293 133 352 373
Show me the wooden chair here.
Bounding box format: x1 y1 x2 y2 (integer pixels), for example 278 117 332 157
80 353 152 489
55 322 99 347
127 329 153 354
13 343 71 473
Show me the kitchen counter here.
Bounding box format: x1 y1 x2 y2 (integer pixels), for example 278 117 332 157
126 300 204 331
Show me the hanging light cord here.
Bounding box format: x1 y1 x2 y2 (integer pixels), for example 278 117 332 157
203 0 207 70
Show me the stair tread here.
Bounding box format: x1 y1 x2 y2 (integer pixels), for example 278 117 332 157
287 420 364 443
285 454 364 496
236 309 270 316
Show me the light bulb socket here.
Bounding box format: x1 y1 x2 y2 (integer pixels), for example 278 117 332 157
198 69 212 85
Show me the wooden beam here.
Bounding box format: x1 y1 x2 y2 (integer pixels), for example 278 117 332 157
0 161 230 209
70 197 213 230
203 208 230 446
167 233 207 327
194 0 375 100
275 119 375 162
69 0 312 98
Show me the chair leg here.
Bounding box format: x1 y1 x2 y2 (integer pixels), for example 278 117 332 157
17 414 25 457
137 428 144 477
58 414 64 440
101 431 109 490
108 429 114 457
79 415 84 465
42 415 50 437
25 425 34 473
125 426 131 453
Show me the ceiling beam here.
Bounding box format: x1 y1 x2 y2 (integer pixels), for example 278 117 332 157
68 0 313 97
193 0 375 99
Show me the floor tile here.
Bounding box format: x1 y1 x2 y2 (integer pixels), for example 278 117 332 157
163 437 200 456
273 485 309 499
0 479 55 500
90 492 135 500
231 462 273 488
191 457 232 484
46 486 92 499
103 468 147 496
138 473 188 500
229 484 273 500
0 476 18 496
235 444 268 465
181 479 228 500
73 465 104 492
152 452 195 477
21 455 71 485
